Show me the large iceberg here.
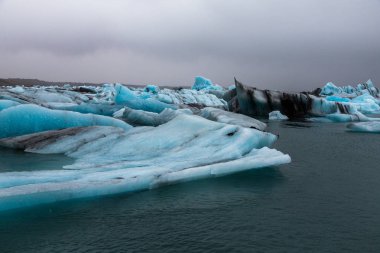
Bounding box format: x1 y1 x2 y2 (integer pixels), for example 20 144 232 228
228 79 380 121
0 115 290 211
0 104 131 138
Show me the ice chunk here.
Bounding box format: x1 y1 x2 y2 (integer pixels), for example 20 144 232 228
114 107 192 126
269 111 289 121
114 84 176 113
199 107 266 130
49 103 123 116
326 96 351 103
192 76 223 91
347 121 380 133
0 104 131 138
0 115 290 211
320 82 342 96
144 85 160 94
8 86 25 93
0 100 21 111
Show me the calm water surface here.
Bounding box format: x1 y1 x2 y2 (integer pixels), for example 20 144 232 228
0 121 379 253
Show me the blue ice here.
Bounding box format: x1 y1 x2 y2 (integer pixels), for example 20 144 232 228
0 104 131 138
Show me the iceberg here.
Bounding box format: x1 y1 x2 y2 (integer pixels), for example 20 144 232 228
347 122 380 133
192 76 223 91
114 84 176 113
319 80 379 97
144 85 160 94
0 100 21 111
269 111 289 121
199 107 267 130
0 115 291 211
231 79 380 119
114 107 192 127
0 104 131 138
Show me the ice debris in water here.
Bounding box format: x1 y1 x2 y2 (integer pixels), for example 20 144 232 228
0 115 291 211
347 121 380 133
0 104 131 138
269 111 289 121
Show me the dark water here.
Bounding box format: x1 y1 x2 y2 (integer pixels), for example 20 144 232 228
0 122 380 253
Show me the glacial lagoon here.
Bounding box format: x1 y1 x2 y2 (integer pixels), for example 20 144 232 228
0 120 379 253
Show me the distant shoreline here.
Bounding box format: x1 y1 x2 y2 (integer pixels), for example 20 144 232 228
0 78 188 89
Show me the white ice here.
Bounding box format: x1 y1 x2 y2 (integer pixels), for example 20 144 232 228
0 115 290 211
347 122 380 133
269 111 289 121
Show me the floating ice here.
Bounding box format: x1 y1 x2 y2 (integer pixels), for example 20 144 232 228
347 121 380 133
320 82 342 96
114 84 176 113
192 76 223 91
144 85 160 94
0 104 131 138
0 100 21 111
319 80 379 97
114 107 192 126
269 111 289 121
326 96 351 103
200 107 266 130
0 115 290 211
8 86 25 93
49 103 123 116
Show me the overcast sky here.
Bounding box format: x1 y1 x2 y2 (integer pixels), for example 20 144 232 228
0 0 379 91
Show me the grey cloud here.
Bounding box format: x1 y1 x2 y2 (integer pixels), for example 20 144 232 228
0 0 379 90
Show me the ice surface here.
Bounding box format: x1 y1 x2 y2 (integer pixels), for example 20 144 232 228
320 82 342 96
8 86 25 93
347 122 380 133
114 107 192 126
319 80 379 97
326 96 351 103
49 103 123 116
269 111 289 121
192 76 223 91
200 107 267 130
0 115 290 211
0 104 131 138
0 100 21 111
114 84 176 113
144 85 160 94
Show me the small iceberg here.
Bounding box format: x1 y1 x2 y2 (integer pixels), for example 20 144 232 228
269 111 289 121
347 122 380 133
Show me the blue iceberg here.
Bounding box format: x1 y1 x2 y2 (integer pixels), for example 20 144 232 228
0 100 21 111
114 84 176 113
0 104 131 138
0 115 291 211
192 76 223 91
